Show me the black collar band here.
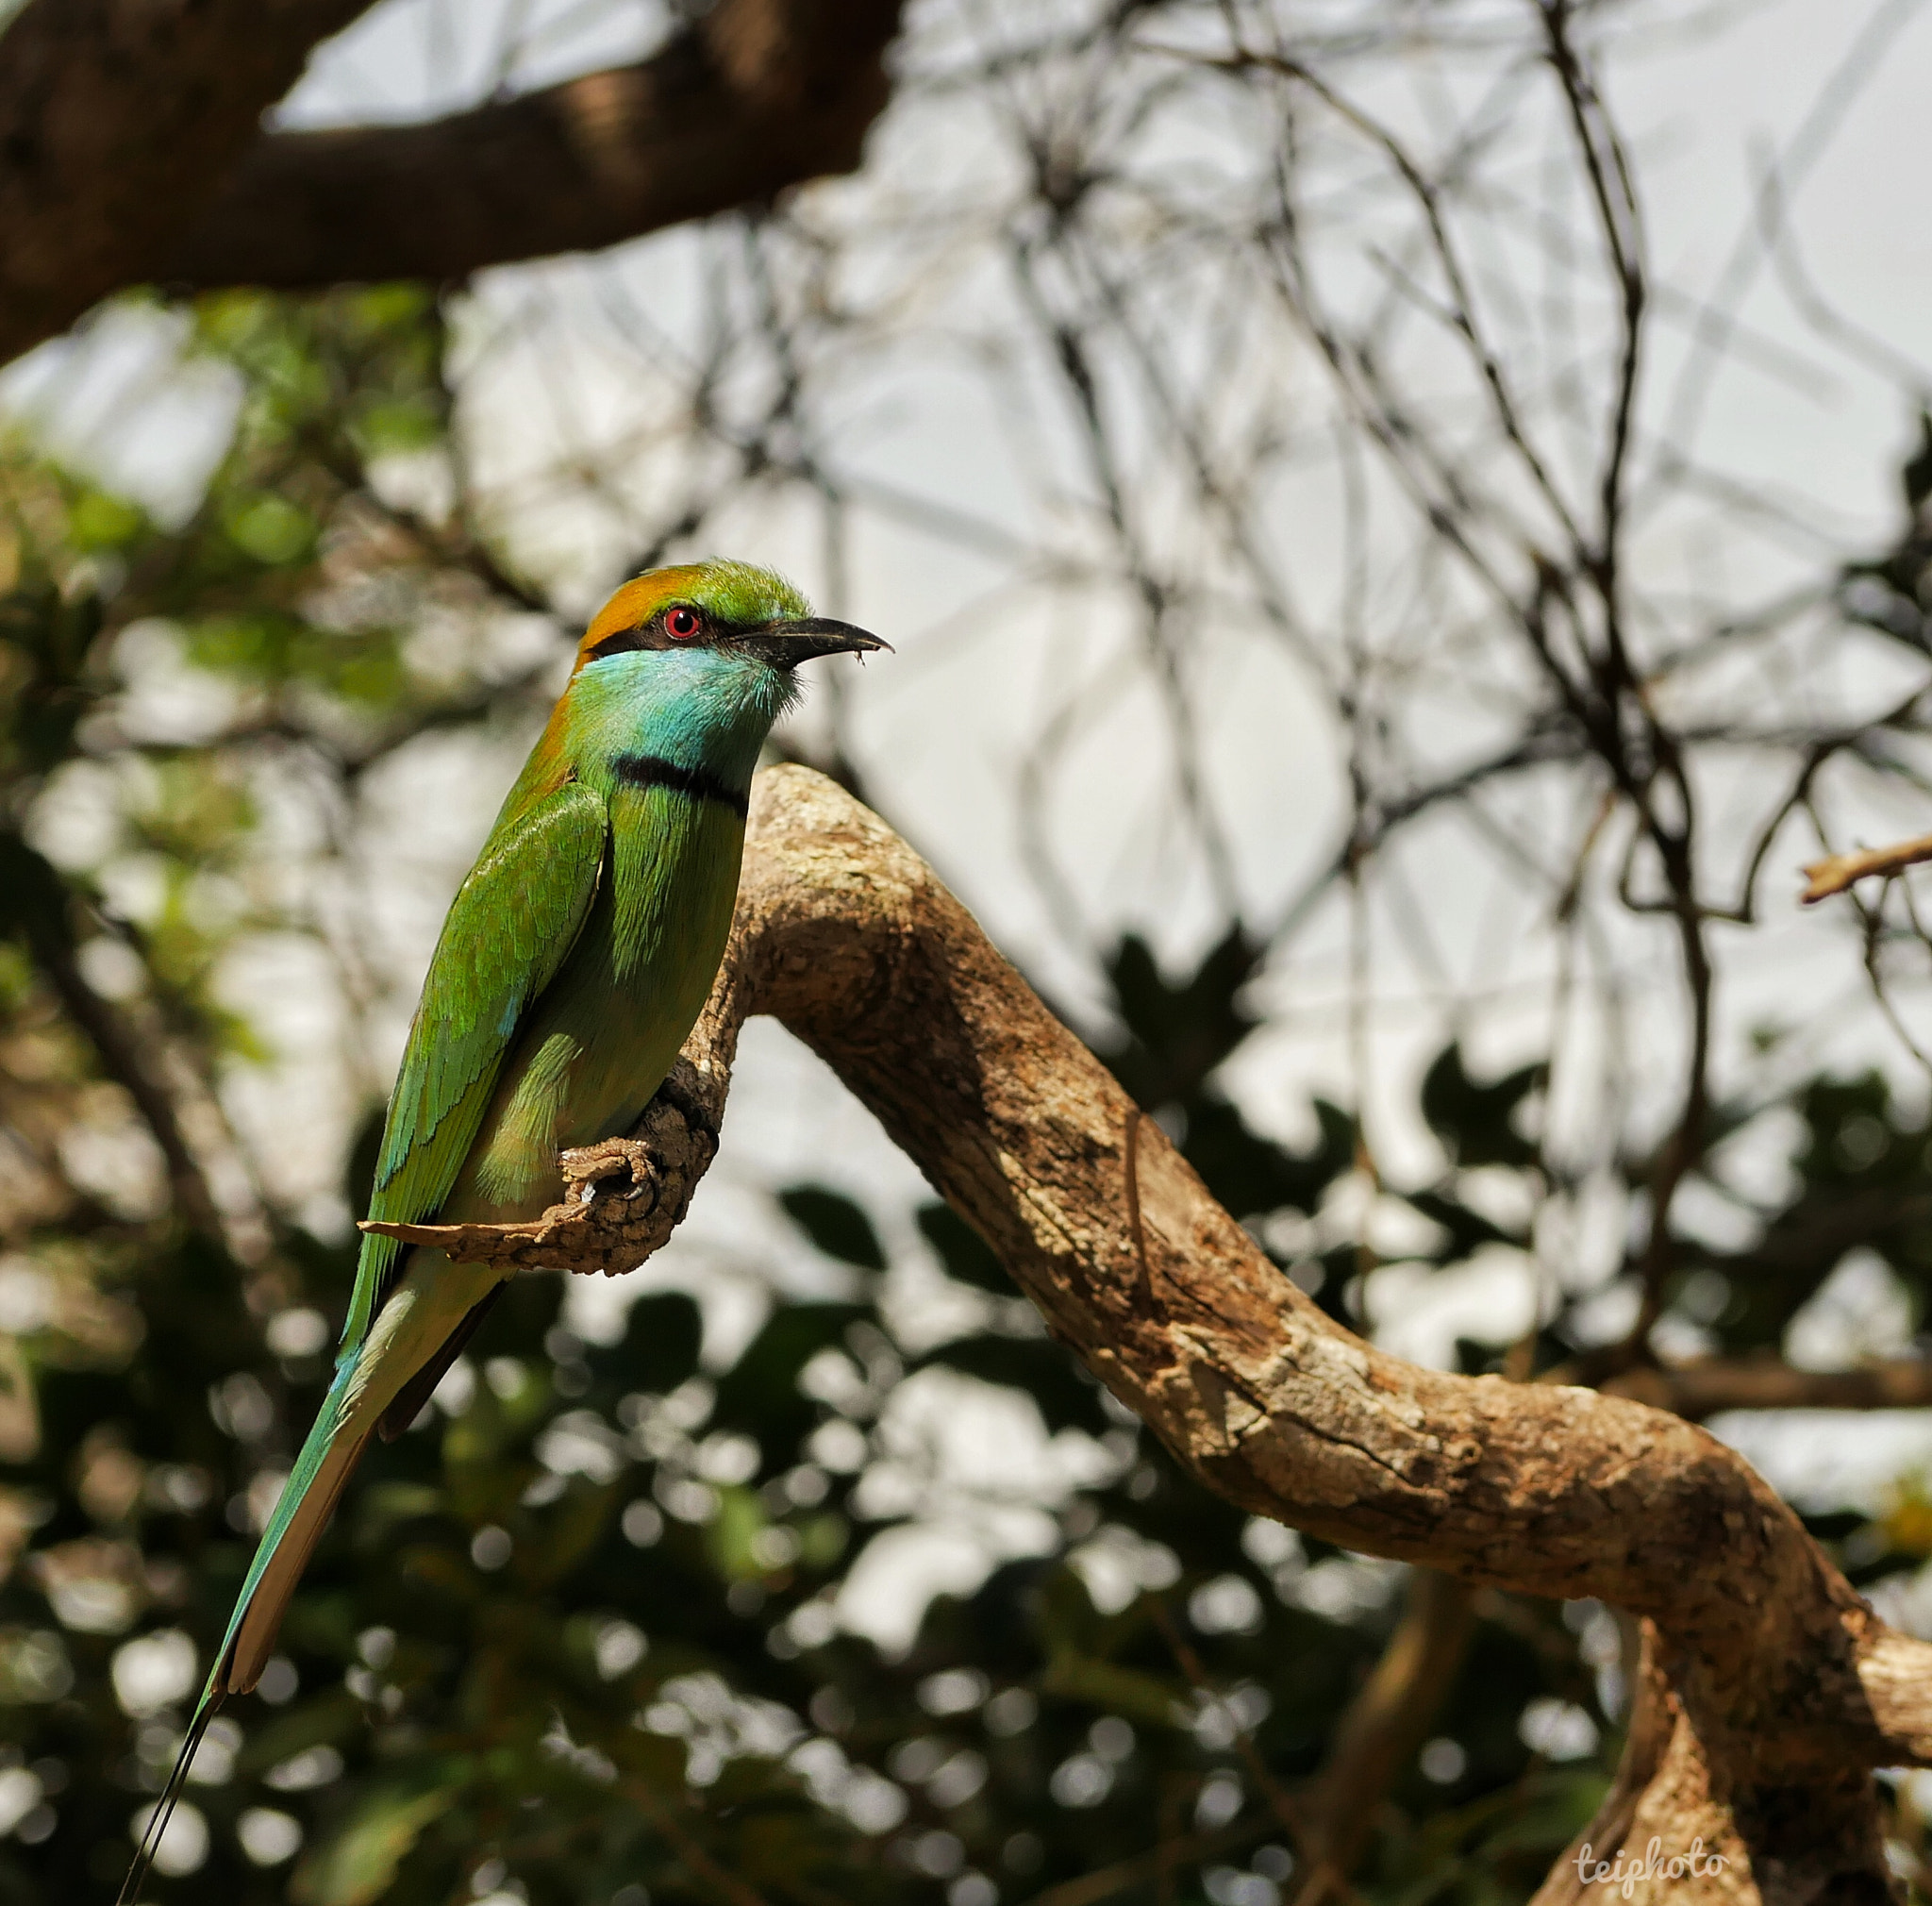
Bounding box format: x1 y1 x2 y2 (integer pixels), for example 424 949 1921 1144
610 753 750 819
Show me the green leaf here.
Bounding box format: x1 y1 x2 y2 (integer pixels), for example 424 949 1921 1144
1040 1653 1186 1728
354 396 443 455
351 1481 442 1540
1182 1095 1347 1221
1100 925 1262 1108
67 489 146 552
236 1689 364 1780
707 1485 767 1580
223 492 317 567
291 1781 458 1906
518 1479 622 1589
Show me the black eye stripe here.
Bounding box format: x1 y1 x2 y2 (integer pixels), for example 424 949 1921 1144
585 604 723 661
586 627 650 660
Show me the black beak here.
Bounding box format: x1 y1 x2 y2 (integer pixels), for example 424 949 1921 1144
741 617 891 667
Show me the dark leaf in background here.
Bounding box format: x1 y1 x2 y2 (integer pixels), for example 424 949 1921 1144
711 1302 873 1456
917 1201 1011 1293
1181 1095 1347 1223
1098 925 1263 1112
1420 1043 1542 1172
913 1336 1111 1436
780 1183 888 1271
594 1292 704 1397
1904 410 1932 511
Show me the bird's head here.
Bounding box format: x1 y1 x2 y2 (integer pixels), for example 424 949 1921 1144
573 560 886 690
520 562 884 808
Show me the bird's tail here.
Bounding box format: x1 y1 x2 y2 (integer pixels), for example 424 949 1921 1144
117 1356 373 1905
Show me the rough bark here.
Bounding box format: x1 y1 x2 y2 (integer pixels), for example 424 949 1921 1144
163 0 903 293
0 0 904 365
367 766 1932 1903
0 0 378 364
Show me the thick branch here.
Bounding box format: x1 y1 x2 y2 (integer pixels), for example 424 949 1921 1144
0 0 377 364
370 766 1932 1901
161 0 904 293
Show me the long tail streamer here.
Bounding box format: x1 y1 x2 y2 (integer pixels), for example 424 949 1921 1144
116 1695 222 1905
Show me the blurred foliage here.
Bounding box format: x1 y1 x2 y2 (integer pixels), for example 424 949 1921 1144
0 289 1928 1906
1840 410 1932 654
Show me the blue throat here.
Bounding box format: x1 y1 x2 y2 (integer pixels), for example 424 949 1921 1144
572 644 796 797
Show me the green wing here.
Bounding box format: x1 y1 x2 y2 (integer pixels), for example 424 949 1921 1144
341 779 607 1352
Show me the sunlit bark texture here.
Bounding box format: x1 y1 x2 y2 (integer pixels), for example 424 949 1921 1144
370 765 1932 1906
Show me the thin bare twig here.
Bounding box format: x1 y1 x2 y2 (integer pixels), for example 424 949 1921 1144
1021 1810 1274 1906
1801 829 1932 904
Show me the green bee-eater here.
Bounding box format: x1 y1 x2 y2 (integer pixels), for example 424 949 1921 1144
123 560 883 1899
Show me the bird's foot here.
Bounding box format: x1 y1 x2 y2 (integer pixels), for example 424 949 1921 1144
559 1138 656 1206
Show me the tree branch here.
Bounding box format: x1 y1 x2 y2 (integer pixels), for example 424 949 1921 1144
0 0 378 364
0 832 225 1240
1296 1570 1476 1882
1023 1812 1274 1906
1607 1353 1932 1421
161 0 905 294
1802 828 1932 903
0 0 903 363
365 766 1932 1901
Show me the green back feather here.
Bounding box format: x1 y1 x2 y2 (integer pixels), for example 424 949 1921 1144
341 778 608 1350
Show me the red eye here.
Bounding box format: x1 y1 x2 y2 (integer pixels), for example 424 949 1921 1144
665 606 702 641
